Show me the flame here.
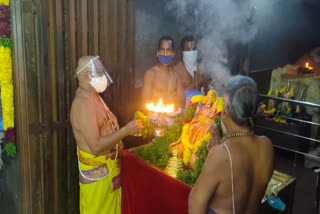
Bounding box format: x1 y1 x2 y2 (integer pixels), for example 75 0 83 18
305 62 314 70
146 98 174 113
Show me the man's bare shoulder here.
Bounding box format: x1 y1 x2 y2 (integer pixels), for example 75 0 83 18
256 135 273 148
71 92 95 116
72 92 90 106
173 61 184 69
143 67 159 85
207 144 228 165
70 92 97 130
173 61 187 73
173 61 189 78
253 135 274 159
146 65 159 74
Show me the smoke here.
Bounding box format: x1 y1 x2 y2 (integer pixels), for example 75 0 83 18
166 0 257 94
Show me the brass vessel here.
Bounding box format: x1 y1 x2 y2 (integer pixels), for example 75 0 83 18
164 149 183 178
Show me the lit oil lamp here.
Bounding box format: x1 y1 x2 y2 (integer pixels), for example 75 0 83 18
298 62 314 74
154 127 164 137
146 98 175 136
305 62 314 71
146 98 174 113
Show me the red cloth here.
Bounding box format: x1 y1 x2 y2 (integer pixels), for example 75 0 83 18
121 150 192 214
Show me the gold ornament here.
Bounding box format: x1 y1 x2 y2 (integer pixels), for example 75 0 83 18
164 149 183 178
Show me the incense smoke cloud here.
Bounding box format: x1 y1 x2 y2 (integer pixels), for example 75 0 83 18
166 0 257 94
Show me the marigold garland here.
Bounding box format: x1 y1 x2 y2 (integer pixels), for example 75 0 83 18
191 95 207 104
193 133 211 150
0 0 16 166
215 97 224 113
264 108 276 114
1 84 14 129
0 0 14 131
261 104 276 114
267 89 279 97
0 46 14 129
0 46 13 84
183 149 192 166
279 87 286 94
0 0 9 6
267 89 272 96
273 117 286 124
185 95 206 123
288 88 294 98
186 95 223 123
180 123 212 165
181 124 192 148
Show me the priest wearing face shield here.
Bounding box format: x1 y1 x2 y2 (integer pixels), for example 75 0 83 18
142 36 185 110
173 36 205 107
70 56 143 214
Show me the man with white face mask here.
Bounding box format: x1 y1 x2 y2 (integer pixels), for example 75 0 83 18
70 56 144 214
173 36 206 108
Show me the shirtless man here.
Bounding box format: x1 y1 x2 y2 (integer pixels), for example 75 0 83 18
70 56 143 214
142 36 185 109
189 75 274 214
173 36 203 91
174 36 207 107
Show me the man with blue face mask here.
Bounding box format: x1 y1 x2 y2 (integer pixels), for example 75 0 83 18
70 56 144 214
142 36 185 110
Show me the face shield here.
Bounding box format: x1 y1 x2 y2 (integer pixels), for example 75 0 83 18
76 56 113 93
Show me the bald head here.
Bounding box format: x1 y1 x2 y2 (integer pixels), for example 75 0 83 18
75 56 111 93
76 56 95 76
75 56 96 87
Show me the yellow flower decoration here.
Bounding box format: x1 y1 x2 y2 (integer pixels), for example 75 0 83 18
261 103 276 114
191 95 207 104
0 45 15 130
286 107 291 114
0 0 9 6
207 90 218 101
1 84 14 129
289 88 294 98
264 108 276 114
180 123 212 166
273 117 287 124
181 124 193 150
267 89 272 96
279 87 286 94
194 133 211 149
0 47 13 85
183 149 192 166
267 89 278 97
216 97 224 113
